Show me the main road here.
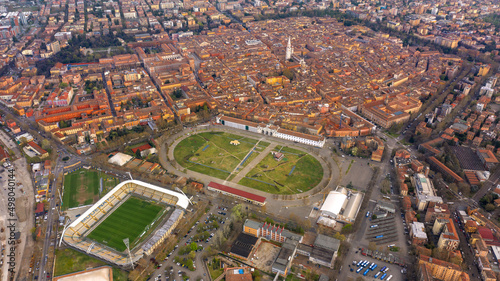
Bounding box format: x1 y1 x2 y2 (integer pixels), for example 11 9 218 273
37 152 68 281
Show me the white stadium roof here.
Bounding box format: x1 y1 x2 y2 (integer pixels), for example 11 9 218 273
68 180 190 228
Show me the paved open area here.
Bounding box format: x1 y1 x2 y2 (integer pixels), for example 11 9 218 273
340 157 375 190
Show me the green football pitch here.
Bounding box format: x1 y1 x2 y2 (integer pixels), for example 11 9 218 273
86 197 166 252
62 169 119 210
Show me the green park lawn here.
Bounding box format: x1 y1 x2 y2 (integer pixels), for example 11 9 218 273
174 132 268 179
238 146 323 194
54 248 128 280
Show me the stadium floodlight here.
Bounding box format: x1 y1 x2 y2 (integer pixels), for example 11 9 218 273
175 187 192 206
123 238 134 269
58 219 72 247
87 242 95 254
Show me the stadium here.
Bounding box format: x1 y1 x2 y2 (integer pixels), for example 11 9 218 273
62 180 189 267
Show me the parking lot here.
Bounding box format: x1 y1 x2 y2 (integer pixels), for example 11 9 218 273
151 204 232 281
339 198 410 281
346 253 405 281
366 216 398 245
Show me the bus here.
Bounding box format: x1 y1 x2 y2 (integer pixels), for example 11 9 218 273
357 261 363 267
371 264 378 271
380 266 387 272
387 275 393 281
380 273 387 280
356 267 363 273
374 272 381 278
363 269 369 276
383 267 389 273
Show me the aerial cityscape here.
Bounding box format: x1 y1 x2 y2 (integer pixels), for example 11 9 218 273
2 0 500 280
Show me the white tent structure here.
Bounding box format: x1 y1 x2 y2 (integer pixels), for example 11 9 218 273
319 186 363 223
108 152 133 166
320 191 347 218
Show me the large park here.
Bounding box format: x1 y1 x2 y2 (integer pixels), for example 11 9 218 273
173 131 324 195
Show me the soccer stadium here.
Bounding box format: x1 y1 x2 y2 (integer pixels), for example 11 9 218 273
62 180 189 267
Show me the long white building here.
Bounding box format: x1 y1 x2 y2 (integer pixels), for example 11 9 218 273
216 115 326 147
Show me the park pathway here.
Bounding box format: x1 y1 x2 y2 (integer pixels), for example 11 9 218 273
228 142 277 184
225 138 263 181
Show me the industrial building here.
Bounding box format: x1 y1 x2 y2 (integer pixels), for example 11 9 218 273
296 234 340 268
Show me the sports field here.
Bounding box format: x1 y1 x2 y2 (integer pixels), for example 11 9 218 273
87 197 166 252
238 146 323 194
62 169 119 210
174 132 269 180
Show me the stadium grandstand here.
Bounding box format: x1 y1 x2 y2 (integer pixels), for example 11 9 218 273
62 180 189 267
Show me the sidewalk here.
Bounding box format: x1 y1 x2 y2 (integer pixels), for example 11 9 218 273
230 143 277 184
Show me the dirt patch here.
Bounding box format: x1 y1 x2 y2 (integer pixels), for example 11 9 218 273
15 196 28 222
76 172 96 206
251 241 281 272
76 184 89 205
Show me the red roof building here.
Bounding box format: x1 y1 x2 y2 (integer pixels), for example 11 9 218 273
428 156 464 183
35 203 44 217
0 145 8 161
6 119 15 128
207 182 266 206
27 141 48 158
131 143 152 153
478 226 495 243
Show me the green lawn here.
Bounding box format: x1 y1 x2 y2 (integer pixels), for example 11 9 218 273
62 169 119 210
208 267 224 280
87 197 166 252
54 248 128 280
238 146 323 194
129 141 148 149
174 132 268 179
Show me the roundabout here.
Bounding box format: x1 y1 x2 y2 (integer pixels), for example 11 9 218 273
171 129 326 196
